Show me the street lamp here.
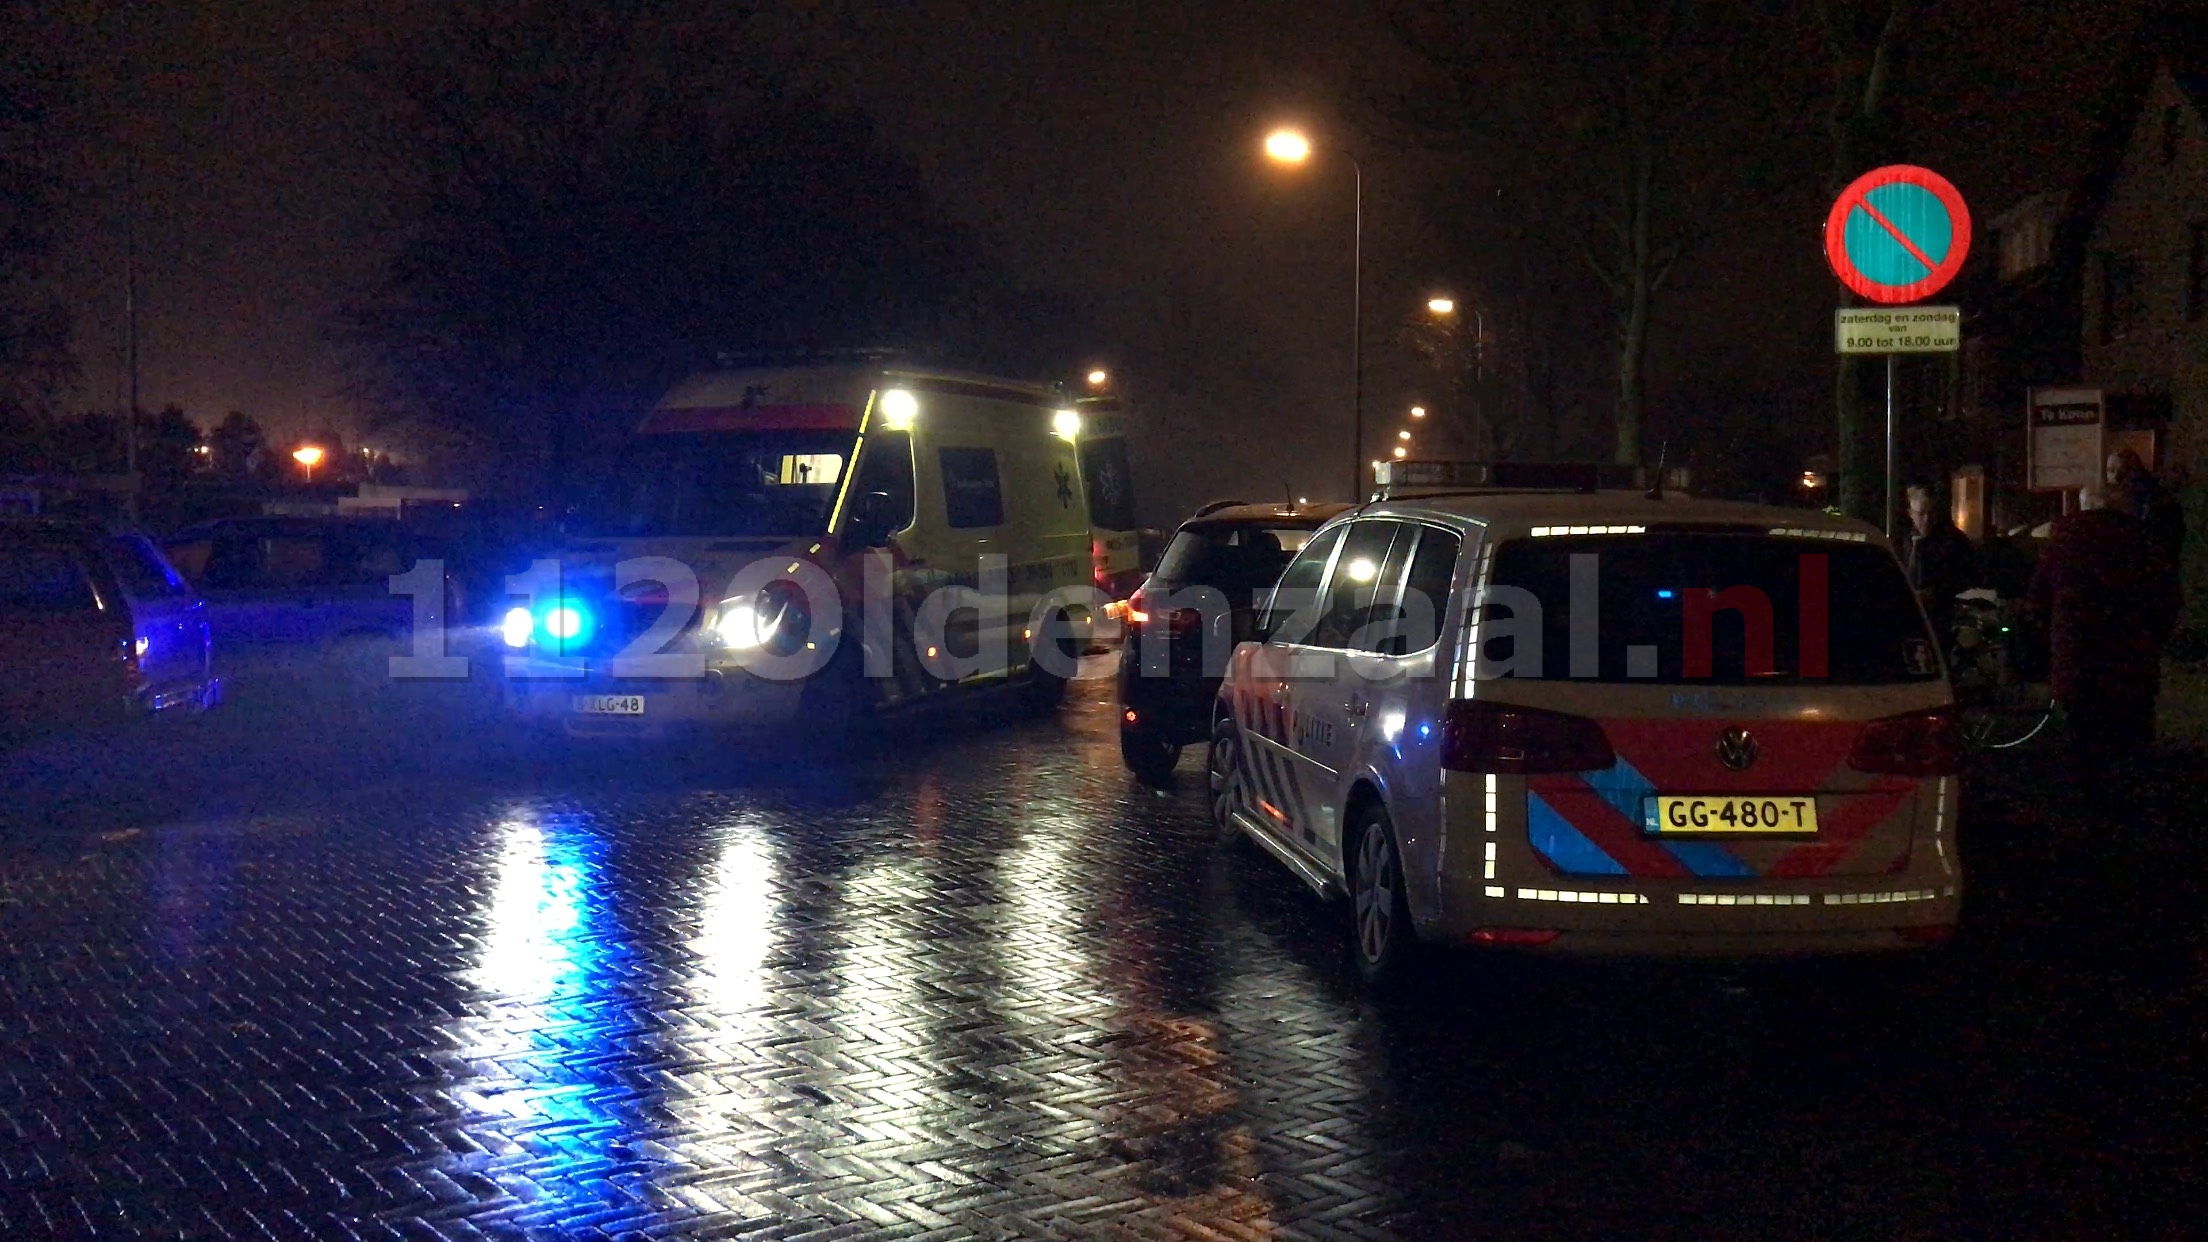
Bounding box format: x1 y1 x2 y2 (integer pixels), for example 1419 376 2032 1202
1398 429 1411 441
1263 129 1312 164
1410 405 1426 419
293 444 325 483
1085 368 1109 388
1427 297 1455 315
1392 445 1408 459
1263 125 1364 499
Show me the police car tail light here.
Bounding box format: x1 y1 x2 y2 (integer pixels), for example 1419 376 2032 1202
1440 700 1616 775
1847 709 1961 777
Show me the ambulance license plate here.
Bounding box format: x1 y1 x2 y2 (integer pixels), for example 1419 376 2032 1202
1647 796 1819 835
571 694 645 716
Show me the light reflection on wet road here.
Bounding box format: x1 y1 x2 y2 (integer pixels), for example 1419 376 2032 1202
1 671 2201 1238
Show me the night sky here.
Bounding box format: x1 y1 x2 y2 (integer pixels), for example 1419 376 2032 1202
32 0 2147 517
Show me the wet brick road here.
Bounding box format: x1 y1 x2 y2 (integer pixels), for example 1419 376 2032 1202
2 651 2204 1238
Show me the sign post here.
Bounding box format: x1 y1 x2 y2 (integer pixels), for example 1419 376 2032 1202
1824 165 1972 537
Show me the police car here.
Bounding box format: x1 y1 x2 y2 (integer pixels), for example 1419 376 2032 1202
1207 462 1961 981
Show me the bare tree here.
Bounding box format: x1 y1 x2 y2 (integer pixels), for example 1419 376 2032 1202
341 0 1058 494
1381 0 1770 467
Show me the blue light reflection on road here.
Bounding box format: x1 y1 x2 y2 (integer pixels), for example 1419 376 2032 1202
454 810 647 1221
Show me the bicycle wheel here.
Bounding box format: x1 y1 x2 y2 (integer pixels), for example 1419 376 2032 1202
1958 686 2056 750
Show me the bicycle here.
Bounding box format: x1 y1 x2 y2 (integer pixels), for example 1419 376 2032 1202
1944 588 2057 751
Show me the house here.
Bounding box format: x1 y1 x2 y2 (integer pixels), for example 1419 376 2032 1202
2079 13 2208 476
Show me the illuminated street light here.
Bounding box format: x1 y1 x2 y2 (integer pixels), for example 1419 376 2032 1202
1410 405 1426 418
1427 297 1456 315
1392 446 1409 459
1261 124 1364 499
1263 128 1312 165
1398 430 1411 441
1086 368 1109 388
293 444 325 483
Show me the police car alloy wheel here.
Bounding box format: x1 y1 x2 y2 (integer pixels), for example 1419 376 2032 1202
1350 806 1413 985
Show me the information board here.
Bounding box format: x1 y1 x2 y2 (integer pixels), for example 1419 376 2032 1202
1835 307 1960 354
2027 388 2104 492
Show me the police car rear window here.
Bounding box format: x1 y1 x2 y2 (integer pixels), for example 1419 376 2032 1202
1483 532 1937 685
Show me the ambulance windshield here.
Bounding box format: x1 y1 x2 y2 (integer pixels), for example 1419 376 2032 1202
577 430 854 538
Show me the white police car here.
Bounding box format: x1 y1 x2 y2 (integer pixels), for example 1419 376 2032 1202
1207 464 1961 983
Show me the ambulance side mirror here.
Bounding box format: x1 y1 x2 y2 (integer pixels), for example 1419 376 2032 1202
847 491 901 549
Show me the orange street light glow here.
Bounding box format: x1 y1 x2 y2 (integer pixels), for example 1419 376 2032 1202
1410 405 1427 418
1392 446 1409 459
292 446 325 468
1086 368 1108 387
1264 128 1312 164
1428 297 1456 315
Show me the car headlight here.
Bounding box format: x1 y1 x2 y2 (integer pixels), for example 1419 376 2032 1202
715 601 771 649
501 606 534 649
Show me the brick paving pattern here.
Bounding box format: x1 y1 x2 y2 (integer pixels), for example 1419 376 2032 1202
2 676 2202 1238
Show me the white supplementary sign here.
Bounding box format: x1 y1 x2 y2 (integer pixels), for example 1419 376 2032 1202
2027 388 2104 492
1835 307 1961 354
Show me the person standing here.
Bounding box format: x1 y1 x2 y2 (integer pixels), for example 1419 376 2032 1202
2027 484 2181 787
1901 483 1976 630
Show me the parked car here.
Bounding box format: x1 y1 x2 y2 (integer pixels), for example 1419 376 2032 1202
1208 469 1960 983
1118 501 1350 780
162 516 456 647
1 517 220 740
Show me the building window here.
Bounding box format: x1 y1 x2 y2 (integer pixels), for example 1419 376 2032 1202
2190 222 2208 322
2097 251 2142 343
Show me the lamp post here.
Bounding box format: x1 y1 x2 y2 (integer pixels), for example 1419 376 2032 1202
1264 127 1364 500
293 445 325 485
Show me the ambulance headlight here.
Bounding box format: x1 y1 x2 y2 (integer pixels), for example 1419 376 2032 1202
501 607 535 649
711 582 811 655
715 602 770 649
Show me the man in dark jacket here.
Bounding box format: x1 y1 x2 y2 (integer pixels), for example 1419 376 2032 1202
2028 485 2181 786
1902 484 1975 632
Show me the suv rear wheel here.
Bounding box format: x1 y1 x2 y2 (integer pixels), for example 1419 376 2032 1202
1348 803 1416 988
1120 727 1179 783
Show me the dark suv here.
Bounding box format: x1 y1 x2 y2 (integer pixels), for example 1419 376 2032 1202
1117 501 1349 780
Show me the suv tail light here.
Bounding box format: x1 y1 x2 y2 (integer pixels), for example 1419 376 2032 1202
1441 700 1616 774
1125 587 1201 634
1847 709 1962 777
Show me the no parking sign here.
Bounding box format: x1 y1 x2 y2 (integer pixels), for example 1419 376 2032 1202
1824 166 1972 304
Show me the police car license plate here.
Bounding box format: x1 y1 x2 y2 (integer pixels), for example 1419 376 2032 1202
1647 796 1819 835
571 694 645 716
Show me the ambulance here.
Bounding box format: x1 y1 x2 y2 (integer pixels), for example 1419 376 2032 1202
1208 462 1962 982
500 365 1097 739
